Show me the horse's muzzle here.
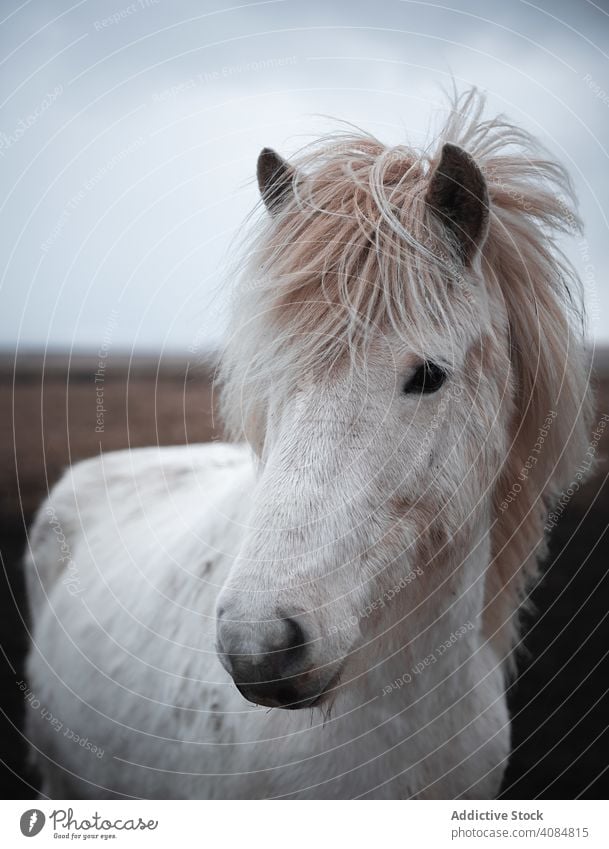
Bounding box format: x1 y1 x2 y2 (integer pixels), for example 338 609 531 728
216 610 333 709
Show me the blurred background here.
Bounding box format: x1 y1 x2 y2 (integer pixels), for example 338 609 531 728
1 0 608 798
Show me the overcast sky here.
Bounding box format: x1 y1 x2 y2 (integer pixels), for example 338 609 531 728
1 0 608 358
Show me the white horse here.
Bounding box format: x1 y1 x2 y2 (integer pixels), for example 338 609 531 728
25 90 592 799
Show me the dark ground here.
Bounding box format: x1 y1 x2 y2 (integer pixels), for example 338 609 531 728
1 352 608 799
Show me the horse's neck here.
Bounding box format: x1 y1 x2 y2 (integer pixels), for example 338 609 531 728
318 527 506 801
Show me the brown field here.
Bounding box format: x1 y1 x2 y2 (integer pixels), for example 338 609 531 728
1 352 608 799
0 354 220 526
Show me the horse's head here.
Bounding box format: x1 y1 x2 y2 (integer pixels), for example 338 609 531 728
215 94 590 709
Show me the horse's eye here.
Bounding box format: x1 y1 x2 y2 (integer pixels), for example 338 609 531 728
403 361 447 394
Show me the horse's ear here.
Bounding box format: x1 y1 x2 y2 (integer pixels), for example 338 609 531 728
425 142 489 265
257 148 295 214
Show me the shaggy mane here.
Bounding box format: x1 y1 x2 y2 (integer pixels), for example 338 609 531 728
219 89 593 666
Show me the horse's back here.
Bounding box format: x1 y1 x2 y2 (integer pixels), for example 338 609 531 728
24 442 253 798
25 442 250 615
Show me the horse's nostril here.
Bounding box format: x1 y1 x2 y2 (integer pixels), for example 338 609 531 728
283 616 306 655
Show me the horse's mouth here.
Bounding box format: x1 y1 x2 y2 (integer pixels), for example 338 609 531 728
235 664 345 711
